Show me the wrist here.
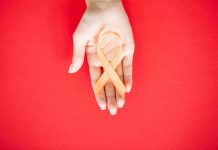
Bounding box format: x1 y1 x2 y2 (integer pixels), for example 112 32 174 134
85 0 122 9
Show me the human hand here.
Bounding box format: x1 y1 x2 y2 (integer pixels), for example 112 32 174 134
69 0 134 115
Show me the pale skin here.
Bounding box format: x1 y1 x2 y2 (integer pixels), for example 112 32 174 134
68 0 135 115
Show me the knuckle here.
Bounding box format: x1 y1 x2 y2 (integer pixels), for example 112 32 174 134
124 73 132 78
123 41 135 56
107 94 115 99
72 32 87 51
129 42 135 53
72 32 80 42
123 63 132 69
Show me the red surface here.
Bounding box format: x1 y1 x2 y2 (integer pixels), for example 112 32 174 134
0 0 218 149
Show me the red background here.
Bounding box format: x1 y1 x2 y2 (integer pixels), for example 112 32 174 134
0 0 218 149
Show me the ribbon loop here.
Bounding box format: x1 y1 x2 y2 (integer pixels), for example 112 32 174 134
95 31 126 98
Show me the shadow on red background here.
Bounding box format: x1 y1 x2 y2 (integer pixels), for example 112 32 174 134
0 0 218 149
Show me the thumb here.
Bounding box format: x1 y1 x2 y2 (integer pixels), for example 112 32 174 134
68 32 87 73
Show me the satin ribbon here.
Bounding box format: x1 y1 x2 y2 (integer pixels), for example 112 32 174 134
95 31 126 98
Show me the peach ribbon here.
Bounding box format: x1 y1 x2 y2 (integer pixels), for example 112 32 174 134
95 31 126 98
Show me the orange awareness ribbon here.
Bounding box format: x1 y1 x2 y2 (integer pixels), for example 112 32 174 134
95 31 126 98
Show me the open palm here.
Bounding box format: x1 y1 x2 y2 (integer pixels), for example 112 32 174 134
69 0 134 115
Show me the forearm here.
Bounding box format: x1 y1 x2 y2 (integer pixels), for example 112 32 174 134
85 0 122 8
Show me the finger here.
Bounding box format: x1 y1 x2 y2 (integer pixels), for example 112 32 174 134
69 17 98 73
89 66 106 110
123 42 134 92
115 63 125 108
68 32 87 73
105 80 117 115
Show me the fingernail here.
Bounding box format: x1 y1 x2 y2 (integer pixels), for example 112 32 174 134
110 109 117 115
125 84 131 92
117 99 124 108
100 105 106 110
68 64 75 73
117 103 124 108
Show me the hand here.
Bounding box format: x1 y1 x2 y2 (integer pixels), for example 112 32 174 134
69 0 135 115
